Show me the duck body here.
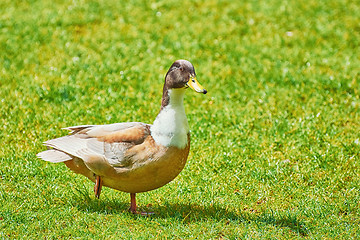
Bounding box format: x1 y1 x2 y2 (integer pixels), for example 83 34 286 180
45 122 190 194
37 60 207 213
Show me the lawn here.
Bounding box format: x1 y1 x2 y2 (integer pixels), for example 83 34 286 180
1 0 359 238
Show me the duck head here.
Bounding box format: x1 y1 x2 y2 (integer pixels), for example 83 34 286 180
164 60 207 94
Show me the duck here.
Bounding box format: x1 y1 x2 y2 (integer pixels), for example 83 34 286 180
37 60 207 214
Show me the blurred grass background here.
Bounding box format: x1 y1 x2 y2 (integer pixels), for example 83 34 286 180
1 0 359 238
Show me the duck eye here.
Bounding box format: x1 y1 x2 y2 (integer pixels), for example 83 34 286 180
192 79 195 83
179 66 184 71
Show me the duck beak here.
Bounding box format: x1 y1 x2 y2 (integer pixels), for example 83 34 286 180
186 76 207 94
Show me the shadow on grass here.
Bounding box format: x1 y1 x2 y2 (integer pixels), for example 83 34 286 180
150 203 310 237
71 192 310 237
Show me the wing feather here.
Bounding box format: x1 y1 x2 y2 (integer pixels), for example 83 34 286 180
37 149 72 163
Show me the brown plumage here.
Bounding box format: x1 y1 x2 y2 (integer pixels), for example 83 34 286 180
37 60 207 213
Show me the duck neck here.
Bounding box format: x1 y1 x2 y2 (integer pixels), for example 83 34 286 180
151 88 189 149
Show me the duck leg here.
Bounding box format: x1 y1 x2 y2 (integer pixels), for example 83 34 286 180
94 175 103 199
130 193 137 214
129 193 155 215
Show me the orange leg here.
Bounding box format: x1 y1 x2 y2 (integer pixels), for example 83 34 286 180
94 175 103 199
129 193 154 215
130 193 137 214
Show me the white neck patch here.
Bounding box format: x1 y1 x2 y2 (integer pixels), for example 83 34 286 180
150 89 189 149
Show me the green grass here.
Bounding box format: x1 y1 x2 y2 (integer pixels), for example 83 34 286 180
1 0 360 238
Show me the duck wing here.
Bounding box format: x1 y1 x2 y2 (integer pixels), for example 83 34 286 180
37 122 151 169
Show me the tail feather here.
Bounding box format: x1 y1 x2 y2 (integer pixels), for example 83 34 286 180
37 149 73 163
